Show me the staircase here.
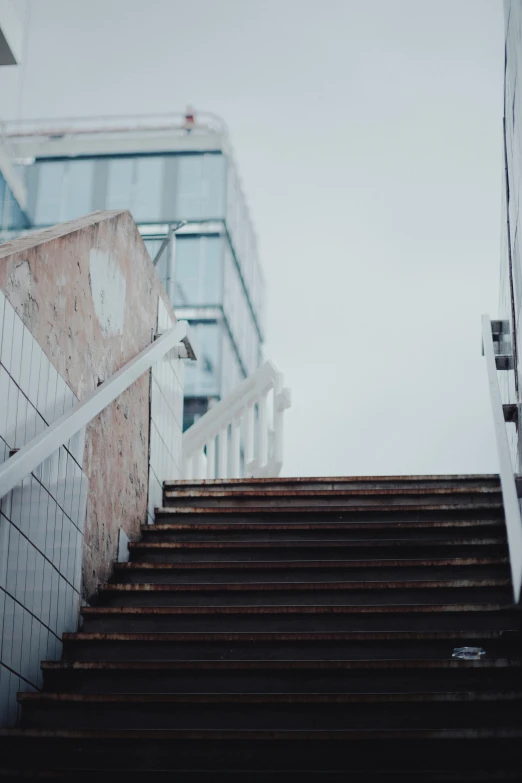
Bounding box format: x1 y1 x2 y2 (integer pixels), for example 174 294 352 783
1 474 521 781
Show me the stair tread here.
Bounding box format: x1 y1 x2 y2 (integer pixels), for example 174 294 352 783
3 727 522 739
82 603 514 616
164 488 502 498
155 500 503 516
18 691 522 704
165 475 501 487
144 519 506 529
41 658 522 671
64 629 520 641
100 579 511 592
114 557 510 570
129 538 507 548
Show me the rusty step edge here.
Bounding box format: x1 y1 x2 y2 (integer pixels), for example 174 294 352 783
40 658 522 671
80 603 514 617
165 475 501 487
163 488 503 500
154 504 505 515
2 727 522 740
143 520 506 532
113 557 511 571
99 579 512 593
128 539 508 550
62 629 521 642
17 691 522 705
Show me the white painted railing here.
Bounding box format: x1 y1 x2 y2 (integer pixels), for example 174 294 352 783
0 321 194 500
182 360 291 480
482 314 522 602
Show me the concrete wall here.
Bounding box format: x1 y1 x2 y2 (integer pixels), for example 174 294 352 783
0 210 180 600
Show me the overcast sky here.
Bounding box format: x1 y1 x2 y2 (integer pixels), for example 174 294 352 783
0 0 506 477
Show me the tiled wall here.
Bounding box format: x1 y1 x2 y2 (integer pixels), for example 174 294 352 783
0 289 88 726
147 298 184 522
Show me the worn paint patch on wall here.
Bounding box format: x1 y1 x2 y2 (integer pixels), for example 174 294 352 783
0 210 179 599
89 248 126 337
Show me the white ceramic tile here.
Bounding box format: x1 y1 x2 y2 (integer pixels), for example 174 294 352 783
0 300 14 374
44 364 58 425
9 314 24 387
19 327 33 394
54 375 67 422
0 367 10 444
36 353 50 420
14 393 28 448
0 292 5 354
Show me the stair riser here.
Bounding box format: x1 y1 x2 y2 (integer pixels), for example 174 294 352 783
141 526 505 543
42 668 522 695
1 736 520 773
79 610 518 634
164 478 502 492
19 700 522 731
163 494 503 509
113 564 511 584
3 771 520 783
129 543 510 563
97 586 513 608
62 635 520 662
157 508 506 522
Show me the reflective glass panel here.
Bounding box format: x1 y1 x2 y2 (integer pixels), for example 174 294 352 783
106 159 133 210
174 236 222 306
184 321 221 396
133 158 163 222
34 162 65 225
177 154 225 220
62 161 94 221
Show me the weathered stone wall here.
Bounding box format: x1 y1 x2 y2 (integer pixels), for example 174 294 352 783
0 210 177 599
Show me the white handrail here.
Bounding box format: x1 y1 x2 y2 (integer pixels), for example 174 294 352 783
0 321 194 500
482 314 522 602
183 360 291 480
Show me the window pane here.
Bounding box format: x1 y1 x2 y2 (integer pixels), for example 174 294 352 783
184 322 221 396
62 161 94 221
176 154 225 220
35 162 65 225
174 236 222 306
133 158 163 222
177 156 204 219
206 154 226 217
106 159 133 210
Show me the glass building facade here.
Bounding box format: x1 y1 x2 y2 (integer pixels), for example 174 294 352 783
10 120 265 429
0 170 29 233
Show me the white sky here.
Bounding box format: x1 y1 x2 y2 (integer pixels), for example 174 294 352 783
0 0 506 477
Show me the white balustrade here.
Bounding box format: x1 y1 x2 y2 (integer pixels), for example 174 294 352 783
182 361 291 480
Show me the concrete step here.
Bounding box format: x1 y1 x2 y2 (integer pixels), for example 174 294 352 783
1 729 521 774
62 629 521 662
95 580 513 608
1 769 520 782
141 519 506 543
17 691 522 731
155 502 504 522
128 538 509 563
41 658 522 694
162 485 503 510
164 475 502 494
79 604 519 634
113 557 511 584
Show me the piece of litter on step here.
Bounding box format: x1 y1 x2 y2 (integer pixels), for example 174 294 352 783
452 646 486 660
